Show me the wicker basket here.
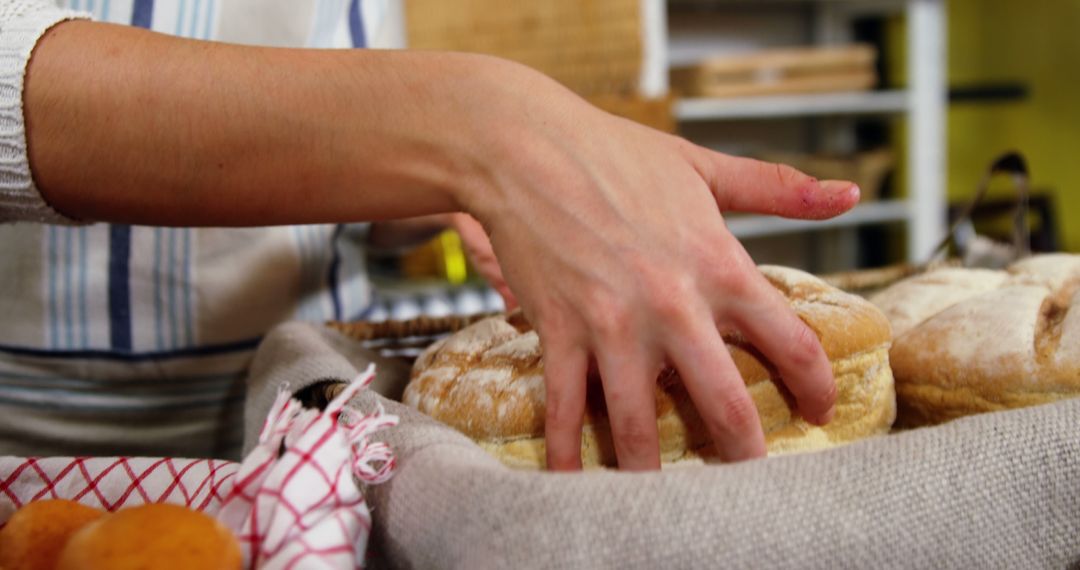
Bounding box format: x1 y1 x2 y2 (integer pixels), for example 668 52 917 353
404 0 643 98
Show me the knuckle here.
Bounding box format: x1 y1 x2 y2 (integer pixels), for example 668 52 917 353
672 137 711 176
770 162 805 188
646 275 696 327
787 321 824 369
711 259 755 299
711 393 760 437
584 293 632 341
611 413 657 456
532 300 582 344
673 135 701 156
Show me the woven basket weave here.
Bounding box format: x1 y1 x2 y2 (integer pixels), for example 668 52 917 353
404 0 643 98
327 313 496 344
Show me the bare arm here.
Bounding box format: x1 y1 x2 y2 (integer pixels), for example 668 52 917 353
25 20 504 225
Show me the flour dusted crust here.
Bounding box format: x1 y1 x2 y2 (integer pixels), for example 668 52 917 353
870 254 1080 427
404 266 896 468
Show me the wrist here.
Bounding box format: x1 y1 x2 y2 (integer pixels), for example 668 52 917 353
393 53 541 220
432 54 587 225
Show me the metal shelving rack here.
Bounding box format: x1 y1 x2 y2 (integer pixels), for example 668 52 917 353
640 0 947 264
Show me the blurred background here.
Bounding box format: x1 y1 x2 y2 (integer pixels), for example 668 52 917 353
361 0 1078 321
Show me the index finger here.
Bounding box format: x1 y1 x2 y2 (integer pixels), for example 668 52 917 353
667 319 767 462
729 273 836 426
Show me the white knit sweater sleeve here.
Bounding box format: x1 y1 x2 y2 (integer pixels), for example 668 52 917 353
0 0 88 224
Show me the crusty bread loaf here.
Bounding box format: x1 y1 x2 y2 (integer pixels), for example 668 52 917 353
870 253 1080 427
405 265 896 468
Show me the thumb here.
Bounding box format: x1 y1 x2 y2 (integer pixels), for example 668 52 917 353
695 148 860 220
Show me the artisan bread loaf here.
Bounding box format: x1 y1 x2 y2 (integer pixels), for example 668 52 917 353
404 266 896 468
870 254 1080 427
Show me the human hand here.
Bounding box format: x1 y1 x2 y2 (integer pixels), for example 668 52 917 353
456 63 859 471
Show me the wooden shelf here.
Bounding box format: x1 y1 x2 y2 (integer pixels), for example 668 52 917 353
674 90 909 121
725 199 909 239
645 0 946 261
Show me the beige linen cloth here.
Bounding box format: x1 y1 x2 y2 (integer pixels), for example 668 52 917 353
243 322 1080 569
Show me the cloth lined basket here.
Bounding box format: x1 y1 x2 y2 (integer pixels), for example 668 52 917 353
243 322 1080 569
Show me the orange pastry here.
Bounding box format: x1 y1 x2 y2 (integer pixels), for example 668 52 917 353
0 499 105 570
56 503 241 570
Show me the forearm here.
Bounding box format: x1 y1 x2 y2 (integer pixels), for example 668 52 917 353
24 20 513 226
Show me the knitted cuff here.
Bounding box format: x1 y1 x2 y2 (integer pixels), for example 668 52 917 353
0 3 89 224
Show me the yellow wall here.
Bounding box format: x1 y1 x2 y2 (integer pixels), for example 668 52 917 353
892 1 1080 252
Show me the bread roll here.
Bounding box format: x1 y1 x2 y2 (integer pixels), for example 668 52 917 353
405 265 896 468
0 499 105 570
870 254 1080 426
56 503 241 570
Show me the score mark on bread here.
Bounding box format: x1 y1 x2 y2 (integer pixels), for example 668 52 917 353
870 253 1080 427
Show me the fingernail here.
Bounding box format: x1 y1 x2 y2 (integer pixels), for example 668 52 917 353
821 180 860 200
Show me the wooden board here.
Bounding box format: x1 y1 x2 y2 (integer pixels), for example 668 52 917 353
671 45 878 98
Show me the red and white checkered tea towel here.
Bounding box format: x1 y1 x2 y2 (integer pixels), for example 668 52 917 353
0 364 398 569
219 364 398 568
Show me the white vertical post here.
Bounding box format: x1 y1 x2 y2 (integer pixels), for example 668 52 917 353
907 0 948 262
812 4 856 154
640 0 669 98
812 3 857 271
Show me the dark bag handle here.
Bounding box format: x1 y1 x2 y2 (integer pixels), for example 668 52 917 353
928 151 1031 264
